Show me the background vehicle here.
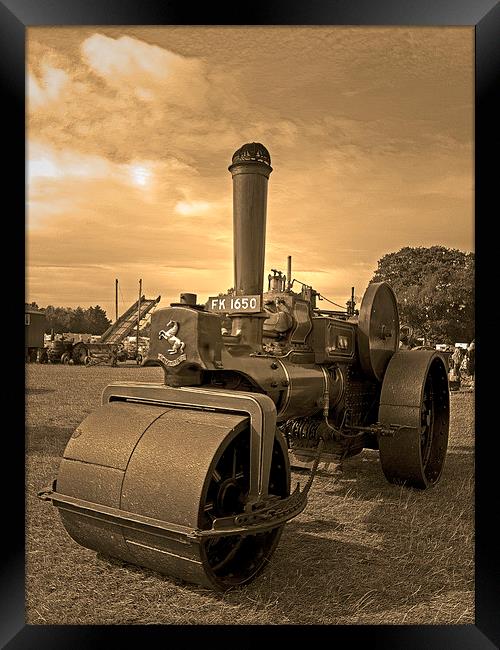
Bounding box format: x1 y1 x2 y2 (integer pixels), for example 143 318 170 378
25 309 48 362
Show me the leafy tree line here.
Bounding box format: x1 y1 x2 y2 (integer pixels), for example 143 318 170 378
370 246 474 344
25 303 111 335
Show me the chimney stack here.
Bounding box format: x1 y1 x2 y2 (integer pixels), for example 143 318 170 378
228 143 272 348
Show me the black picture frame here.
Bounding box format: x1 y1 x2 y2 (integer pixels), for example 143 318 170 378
5 0 498 647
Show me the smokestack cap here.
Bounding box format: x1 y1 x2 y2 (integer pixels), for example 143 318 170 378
231 142 271 167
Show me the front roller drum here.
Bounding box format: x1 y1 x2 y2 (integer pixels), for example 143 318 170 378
378 350 449 489
51 401 290 590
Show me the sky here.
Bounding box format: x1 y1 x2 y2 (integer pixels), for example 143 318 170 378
27 26 474 317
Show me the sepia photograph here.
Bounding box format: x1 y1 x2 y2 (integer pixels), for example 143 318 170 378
25 24 476 627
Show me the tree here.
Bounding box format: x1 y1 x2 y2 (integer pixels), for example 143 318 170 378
71 307 87 333
370 246 474 344
84 305 111 335
43 306 73 333
41 305 111 335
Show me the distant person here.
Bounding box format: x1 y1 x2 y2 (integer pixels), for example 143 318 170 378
466 340 475 380
399 334 411 350
399 332 415 350
451 347 464 380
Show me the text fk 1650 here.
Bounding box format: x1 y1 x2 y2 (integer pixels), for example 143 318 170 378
208 294 261 314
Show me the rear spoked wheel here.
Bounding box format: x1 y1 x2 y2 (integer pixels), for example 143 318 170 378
378 350 449 489
420 374 436 472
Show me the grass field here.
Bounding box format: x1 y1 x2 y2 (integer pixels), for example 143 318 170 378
25 364 474 625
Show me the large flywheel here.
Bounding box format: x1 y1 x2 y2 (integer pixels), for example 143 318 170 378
45 401 290 589
378 350 449 489
357 282 400 381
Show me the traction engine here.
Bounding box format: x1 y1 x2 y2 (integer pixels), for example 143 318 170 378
39 143 449 590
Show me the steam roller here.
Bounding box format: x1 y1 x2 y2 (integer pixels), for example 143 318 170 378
39 142 450 589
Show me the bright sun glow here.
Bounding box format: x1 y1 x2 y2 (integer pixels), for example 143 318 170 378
130 165 151 186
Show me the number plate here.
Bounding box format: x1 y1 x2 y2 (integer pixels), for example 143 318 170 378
208 294 262 314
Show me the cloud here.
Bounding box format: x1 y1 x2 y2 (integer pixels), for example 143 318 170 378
81 34 209 108
27 35 244 167
27 140 234 282
28 141 112 183
174 200 213 216
28 64 69 109
416 173 473 201
28 141 202 218
26 27 473 311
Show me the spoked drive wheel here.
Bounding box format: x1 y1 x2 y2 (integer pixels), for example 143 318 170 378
52 401 290 590
378 350 449 489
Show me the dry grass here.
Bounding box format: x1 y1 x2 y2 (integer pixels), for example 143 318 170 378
25 364 474 625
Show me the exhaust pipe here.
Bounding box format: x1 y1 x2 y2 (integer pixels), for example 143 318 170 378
228 143 273 348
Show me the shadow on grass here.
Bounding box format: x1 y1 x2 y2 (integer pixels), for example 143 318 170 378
257 448 472 622
296 518 347 534
26 387 55 395
26 425 74 457
89 448 472 624
312 447 473 498
447 445 474 454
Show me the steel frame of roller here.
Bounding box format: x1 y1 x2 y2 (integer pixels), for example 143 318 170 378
39 142 450 590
